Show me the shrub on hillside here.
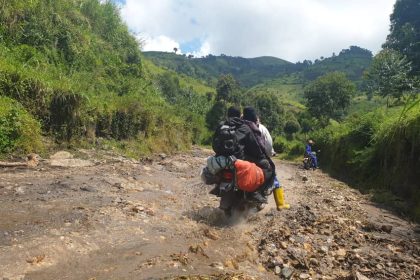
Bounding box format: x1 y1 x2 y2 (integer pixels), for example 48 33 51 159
284 119 301 135
273 136 288 154
0 68 51 126
289 142 305 156
0 97 43 154
311 103 420 220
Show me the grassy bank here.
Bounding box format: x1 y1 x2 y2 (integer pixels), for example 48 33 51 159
312 101 420 220
0 0 211 157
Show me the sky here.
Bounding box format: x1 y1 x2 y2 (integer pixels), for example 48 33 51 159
114 0 396 62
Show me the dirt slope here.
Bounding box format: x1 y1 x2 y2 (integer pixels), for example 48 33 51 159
0 148 418 280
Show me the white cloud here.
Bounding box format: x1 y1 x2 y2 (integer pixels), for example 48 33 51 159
119 0 396 62
140 34 180 53
192 41 211 58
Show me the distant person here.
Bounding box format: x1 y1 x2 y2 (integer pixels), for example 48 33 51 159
305 139 318 168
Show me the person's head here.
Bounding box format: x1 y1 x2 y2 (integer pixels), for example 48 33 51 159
242 106 258 123
227 106 241 118
308 139 314 145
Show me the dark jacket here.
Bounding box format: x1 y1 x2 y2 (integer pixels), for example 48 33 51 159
213 118 276 191
213 117 266 162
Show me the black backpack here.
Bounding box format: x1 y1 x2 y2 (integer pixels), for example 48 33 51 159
212 122 238 157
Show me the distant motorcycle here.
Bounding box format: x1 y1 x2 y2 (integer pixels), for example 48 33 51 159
303 151 319 170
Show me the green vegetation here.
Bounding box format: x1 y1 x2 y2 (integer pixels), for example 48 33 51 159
144 52 294 87
144 45 372 88
364 49 416 106
311 103 420 220
304 0 420 220
0 97 43 155
1 0 418 220
245 91 285 135
300 46 373 84
0 0 213 156
384 0 420 75
304 72 356 125
284 119 301 136
146 46 373 159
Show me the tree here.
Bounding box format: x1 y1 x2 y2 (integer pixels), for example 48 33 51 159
364 49 415 106
384 0 420 75
300 118 312 134
157 73 181 104
246 92 284 134
215 74 241 105
205 100 227 130
284 119 301 136
173 47 178 54
304 72 356 124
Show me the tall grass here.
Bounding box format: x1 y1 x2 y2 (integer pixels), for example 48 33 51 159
0 97 43 155
312 100 420 220
0 0 211 156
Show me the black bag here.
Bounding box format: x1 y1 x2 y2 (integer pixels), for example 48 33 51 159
212 122 238 157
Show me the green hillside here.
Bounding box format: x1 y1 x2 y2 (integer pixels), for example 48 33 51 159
301 46 373 84
0 0 212 156
144 46 372 88
246 75 305 111
144 51 294 87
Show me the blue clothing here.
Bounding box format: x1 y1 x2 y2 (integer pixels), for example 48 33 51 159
305 144 318 168
305 144 312 155
274 176 281 188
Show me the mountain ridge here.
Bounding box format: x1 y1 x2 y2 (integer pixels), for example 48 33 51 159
143 45 373 88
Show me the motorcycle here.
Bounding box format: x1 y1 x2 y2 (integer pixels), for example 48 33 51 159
202 168 271 217
303 151 319 170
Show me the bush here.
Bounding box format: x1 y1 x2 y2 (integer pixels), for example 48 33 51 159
0 97 43 154
311 102 420 221
0 68 52 126
245 91 285 134
289 142 305 156
50 91 85 142
284 119 301 135
273 136 288 154
205 100 227 130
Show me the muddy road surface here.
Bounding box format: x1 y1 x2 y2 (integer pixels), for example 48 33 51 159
0 148 418 280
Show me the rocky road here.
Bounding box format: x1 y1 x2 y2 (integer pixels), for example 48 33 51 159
0 148 418 280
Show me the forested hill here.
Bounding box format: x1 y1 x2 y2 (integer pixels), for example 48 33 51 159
0 0 212 156
301 46 373 83
144 45 373 87
144 52 293 87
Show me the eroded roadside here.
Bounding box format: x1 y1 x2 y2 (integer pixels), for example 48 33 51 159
0 148 418 280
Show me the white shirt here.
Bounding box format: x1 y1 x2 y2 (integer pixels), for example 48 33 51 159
258 123 275 157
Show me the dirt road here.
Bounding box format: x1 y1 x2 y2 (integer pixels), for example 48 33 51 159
0 148 418 280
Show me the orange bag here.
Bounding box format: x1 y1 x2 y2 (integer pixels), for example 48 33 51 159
234 160 265 192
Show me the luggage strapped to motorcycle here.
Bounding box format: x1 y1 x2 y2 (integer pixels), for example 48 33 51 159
223 124 276 195
216 156 238 193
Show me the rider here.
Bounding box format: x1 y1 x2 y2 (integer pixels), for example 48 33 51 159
251 111 289 209
305 139 318 168
213 106 264 161
257 117 275 157
241 107 276 200
211 106 273 203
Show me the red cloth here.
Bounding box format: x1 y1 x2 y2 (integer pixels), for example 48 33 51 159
234 160 265 192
